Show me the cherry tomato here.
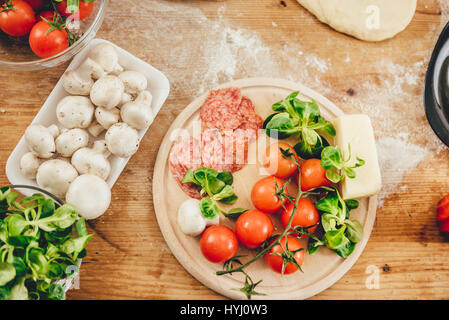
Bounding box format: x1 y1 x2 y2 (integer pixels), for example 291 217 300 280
29 20 69 58
235 210 274 249
200 225 238 263
24 0 45 10
437 194 449 234
299 158 332 191
37 10 54 22
263 142 298 179
57 0 93 21
0 0 35 37
251 176 288 214
440 219 449 233
281 199 319 238
437 194 449 222
265 236 304 274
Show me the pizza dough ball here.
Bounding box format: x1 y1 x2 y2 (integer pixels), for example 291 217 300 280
297 0 417 42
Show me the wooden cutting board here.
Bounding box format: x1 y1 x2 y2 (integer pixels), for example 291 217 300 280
153 78 378 300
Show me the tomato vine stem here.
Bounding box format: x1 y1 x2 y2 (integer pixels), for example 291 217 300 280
216 148 304 277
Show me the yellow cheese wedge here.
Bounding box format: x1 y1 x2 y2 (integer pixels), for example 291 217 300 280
332 114 381 200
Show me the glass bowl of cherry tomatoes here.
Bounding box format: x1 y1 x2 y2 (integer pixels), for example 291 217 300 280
0 0 107 71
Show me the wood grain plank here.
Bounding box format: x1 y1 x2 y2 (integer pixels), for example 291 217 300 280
0 0 448 299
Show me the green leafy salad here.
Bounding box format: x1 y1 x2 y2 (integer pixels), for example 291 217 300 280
0 187 91 300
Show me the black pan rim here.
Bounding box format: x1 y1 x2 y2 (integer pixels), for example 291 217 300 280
424 21 449 147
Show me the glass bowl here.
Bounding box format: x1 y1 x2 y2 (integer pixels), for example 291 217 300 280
4 184 81 295
0 0 107 71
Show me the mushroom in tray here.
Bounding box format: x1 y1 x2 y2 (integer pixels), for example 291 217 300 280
24 124 59 159
90 75 125 109
66 174 111 220
56 96 95 129
61 58 106 96
95 106 121 130
120 90 154 130
119 70 148 97
71 140 111 181
19 152 40 180
105 122 140 158
55 128 90 158
88 42 123 75
36 159 79 199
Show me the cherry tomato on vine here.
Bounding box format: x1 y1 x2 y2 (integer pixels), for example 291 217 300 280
235 210 274 249
299 158 332 191
263 142 298 179
251 176 288 214
0 0 35 37
23 0 45 10
29 20 69 58
57 0 93 21
200 225 238 263
280 199 319 238
264 236 304 274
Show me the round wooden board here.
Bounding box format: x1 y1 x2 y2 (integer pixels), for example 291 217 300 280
153 78 377 300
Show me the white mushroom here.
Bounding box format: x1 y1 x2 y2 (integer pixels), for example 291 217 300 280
66 174 111 220
120 92 132 106
24 124 59 158
120 90 153 130
177 199 219 236
105 123 140 158
71 140 111 180
88 43 123 75
19 152 40 180
61 58 106 95
56 96 94 129
87 120 105 138
90 75 124 109
118 70 148 97
55 128 89 157
95 107 120 130
36 159 78 199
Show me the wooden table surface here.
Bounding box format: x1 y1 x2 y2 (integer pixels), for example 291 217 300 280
1 0 449 300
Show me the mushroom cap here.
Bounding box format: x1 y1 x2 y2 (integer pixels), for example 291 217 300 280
61 58 105 95
55 128 89 157
105 123 140 158
56 96 95 129
62 70 93 96
120 91 153 130
71 141 111 180
119 70 148 96
36 159 79 199
24 124 59 159
66 174 111 220
19 152 40 180
90 75 124 109
95 107 120 130
88 43 123 74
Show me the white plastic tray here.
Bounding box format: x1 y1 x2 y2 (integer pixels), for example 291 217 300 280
6 38 170 197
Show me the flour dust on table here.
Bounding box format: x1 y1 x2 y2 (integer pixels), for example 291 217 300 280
111 0 449 211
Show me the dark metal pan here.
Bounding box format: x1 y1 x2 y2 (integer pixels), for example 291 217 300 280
425 21 449 147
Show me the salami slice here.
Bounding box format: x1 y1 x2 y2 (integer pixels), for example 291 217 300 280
201 129 251 173
200 88 243 130
171 90 263 198
201 129 234 173
169 137 202 199
237 96 263 142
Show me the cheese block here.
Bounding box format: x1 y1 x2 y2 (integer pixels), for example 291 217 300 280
332 114 381 200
